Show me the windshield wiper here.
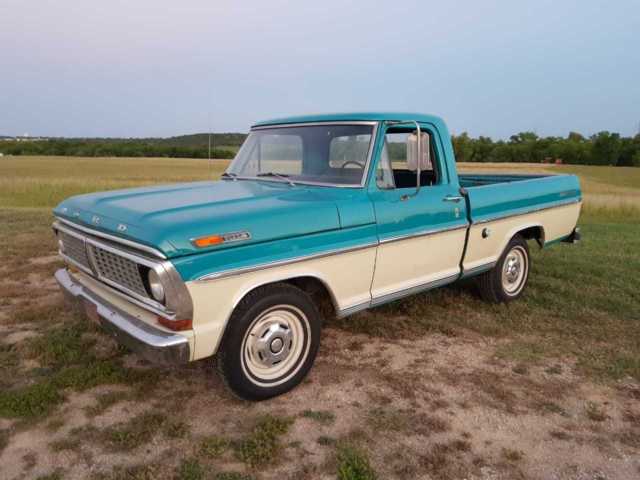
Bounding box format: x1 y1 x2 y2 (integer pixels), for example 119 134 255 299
221 172 238 181
256 172 296 186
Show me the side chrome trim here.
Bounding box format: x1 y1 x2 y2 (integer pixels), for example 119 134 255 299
370 274 459 307
472 199 581 225
460 261 496 279
56 269 190 364
379 223 468 245
54 216 167 259
337 273 460 318
336 301 371 319
196 241 379 282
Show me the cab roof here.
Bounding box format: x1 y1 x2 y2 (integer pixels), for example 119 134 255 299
252 112 446 129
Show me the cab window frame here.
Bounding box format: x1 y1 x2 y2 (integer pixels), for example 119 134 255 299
375 125 442 191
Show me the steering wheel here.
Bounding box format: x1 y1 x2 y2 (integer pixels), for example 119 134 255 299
340 160 365 169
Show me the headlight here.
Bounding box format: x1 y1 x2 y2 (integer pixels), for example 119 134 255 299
147 269 165 303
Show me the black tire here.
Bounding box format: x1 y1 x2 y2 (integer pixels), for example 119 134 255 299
476 234 530 303
215 282 322 401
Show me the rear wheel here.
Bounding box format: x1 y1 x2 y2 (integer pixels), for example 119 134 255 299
476 234 530 303
216 283 322 400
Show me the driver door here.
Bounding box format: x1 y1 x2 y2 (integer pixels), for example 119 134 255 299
369 125 468 303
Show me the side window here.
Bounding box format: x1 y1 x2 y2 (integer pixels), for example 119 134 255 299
244 134 303 175
376 130 438 189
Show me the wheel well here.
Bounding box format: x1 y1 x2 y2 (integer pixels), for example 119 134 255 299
517 226 545 247
281 276 337 319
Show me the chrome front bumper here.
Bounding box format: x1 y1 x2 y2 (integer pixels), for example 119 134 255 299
55 268 190 365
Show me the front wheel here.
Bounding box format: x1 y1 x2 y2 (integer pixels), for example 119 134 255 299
476 234 530 303
215 283 322 400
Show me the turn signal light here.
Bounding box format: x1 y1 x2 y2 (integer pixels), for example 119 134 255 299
158 317 192 331
192 235 224 248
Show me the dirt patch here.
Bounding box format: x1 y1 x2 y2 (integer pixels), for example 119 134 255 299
3 319 640 479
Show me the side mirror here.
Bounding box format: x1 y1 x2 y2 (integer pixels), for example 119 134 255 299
407 131 430 172
407 131 430 193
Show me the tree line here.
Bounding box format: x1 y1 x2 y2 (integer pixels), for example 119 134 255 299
0 133 244 159
0 139 236 159
451 131 640 167
2 130 640 166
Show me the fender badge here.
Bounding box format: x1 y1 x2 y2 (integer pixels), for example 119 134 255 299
191 231 251 248
92 215 101 224
221 231 251 242
117 224 127 232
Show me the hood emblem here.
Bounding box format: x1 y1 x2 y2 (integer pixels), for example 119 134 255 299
117 224 128 232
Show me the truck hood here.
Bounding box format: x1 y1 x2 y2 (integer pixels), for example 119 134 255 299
53 180 343 258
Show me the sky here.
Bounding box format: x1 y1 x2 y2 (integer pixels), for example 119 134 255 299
1 0 639 139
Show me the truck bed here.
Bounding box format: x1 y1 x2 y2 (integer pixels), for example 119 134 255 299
459 173 582 224
459 173 548 188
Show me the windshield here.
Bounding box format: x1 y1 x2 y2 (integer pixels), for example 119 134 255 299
226 124 375 186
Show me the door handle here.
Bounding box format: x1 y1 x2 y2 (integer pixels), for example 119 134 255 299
443 195 463 203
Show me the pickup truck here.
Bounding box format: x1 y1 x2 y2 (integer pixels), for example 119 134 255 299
53 113 582 400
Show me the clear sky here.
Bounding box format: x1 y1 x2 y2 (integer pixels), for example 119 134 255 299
1 0 639 139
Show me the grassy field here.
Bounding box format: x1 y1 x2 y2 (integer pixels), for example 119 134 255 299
0 156 228 208
1 156 639 479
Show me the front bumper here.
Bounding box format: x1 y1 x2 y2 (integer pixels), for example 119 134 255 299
55 268 190 365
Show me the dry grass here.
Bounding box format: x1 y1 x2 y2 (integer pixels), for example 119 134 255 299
0 156 228 208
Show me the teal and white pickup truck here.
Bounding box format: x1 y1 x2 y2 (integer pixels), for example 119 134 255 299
53 113 581 400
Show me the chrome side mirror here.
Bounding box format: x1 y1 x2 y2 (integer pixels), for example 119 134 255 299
407 128 430 194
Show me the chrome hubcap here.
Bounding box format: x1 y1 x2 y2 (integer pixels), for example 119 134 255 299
501 246 527 295
241 305 310 386
251 321 293 367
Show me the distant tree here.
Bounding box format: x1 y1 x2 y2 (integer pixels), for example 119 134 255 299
451 132 473 163
590 131 621 166
469 136 494 163
510 131 539 144
568 131 586 142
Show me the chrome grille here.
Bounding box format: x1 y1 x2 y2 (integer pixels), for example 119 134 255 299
89 245 148 297
59 231 91 270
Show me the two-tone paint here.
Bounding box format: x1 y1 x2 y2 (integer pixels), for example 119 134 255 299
53 112 582 363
